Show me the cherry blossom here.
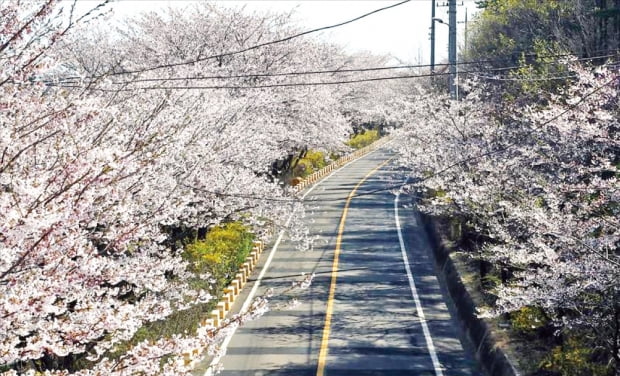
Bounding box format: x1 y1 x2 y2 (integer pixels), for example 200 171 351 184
0 1 363 374
393 62 619 367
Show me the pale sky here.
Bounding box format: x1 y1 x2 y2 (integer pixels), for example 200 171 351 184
72 0 480 65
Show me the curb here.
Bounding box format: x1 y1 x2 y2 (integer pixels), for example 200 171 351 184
293 135 393 192
200 240 266 329
420 213 521 376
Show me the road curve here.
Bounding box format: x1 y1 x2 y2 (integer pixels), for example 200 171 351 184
212 147 481 376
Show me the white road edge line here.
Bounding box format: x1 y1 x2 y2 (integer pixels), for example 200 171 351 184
204 146 387 376
394 181 445 376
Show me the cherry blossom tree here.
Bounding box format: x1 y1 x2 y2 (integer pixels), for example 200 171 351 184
392 62 619 371
1 2 220 373
1 1 352 374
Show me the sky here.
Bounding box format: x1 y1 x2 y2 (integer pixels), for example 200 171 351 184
72 0 480 65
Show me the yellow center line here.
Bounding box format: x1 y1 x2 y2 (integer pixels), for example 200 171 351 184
316 158 392 376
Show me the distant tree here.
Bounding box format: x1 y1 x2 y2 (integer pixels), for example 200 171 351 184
466 0 619 64
462 0 620 103
465 0 574 63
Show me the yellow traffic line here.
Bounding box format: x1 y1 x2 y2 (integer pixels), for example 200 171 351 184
316 158 392 376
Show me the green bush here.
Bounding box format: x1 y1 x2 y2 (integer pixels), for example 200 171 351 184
293 150 328 178
427 187 454 204
185 222 254 295
346 130 380 149
109 222 254 360
510 306 549 333
540 337 609 376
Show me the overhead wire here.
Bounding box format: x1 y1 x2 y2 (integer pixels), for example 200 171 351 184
52 51 620 86
50 0 614 85
84 0 413 78
39 0 618 87
50 56 619 91
55 69 501 91
472 73 578 81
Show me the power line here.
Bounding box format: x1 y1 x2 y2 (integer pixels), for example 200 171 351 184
53 51 619 85
61 0 588 83
50 58 618 91
52 68 512 91
90 0 412 78
60 65 426 84
472 73 578 82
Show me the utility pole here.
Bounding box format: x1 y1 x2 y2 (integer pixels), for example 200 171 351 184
430 0 436 77
463 7 468 53
448 0 457 99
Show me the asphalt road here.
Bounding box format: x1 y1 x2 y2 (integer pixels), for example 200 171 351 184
212 148 481 376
